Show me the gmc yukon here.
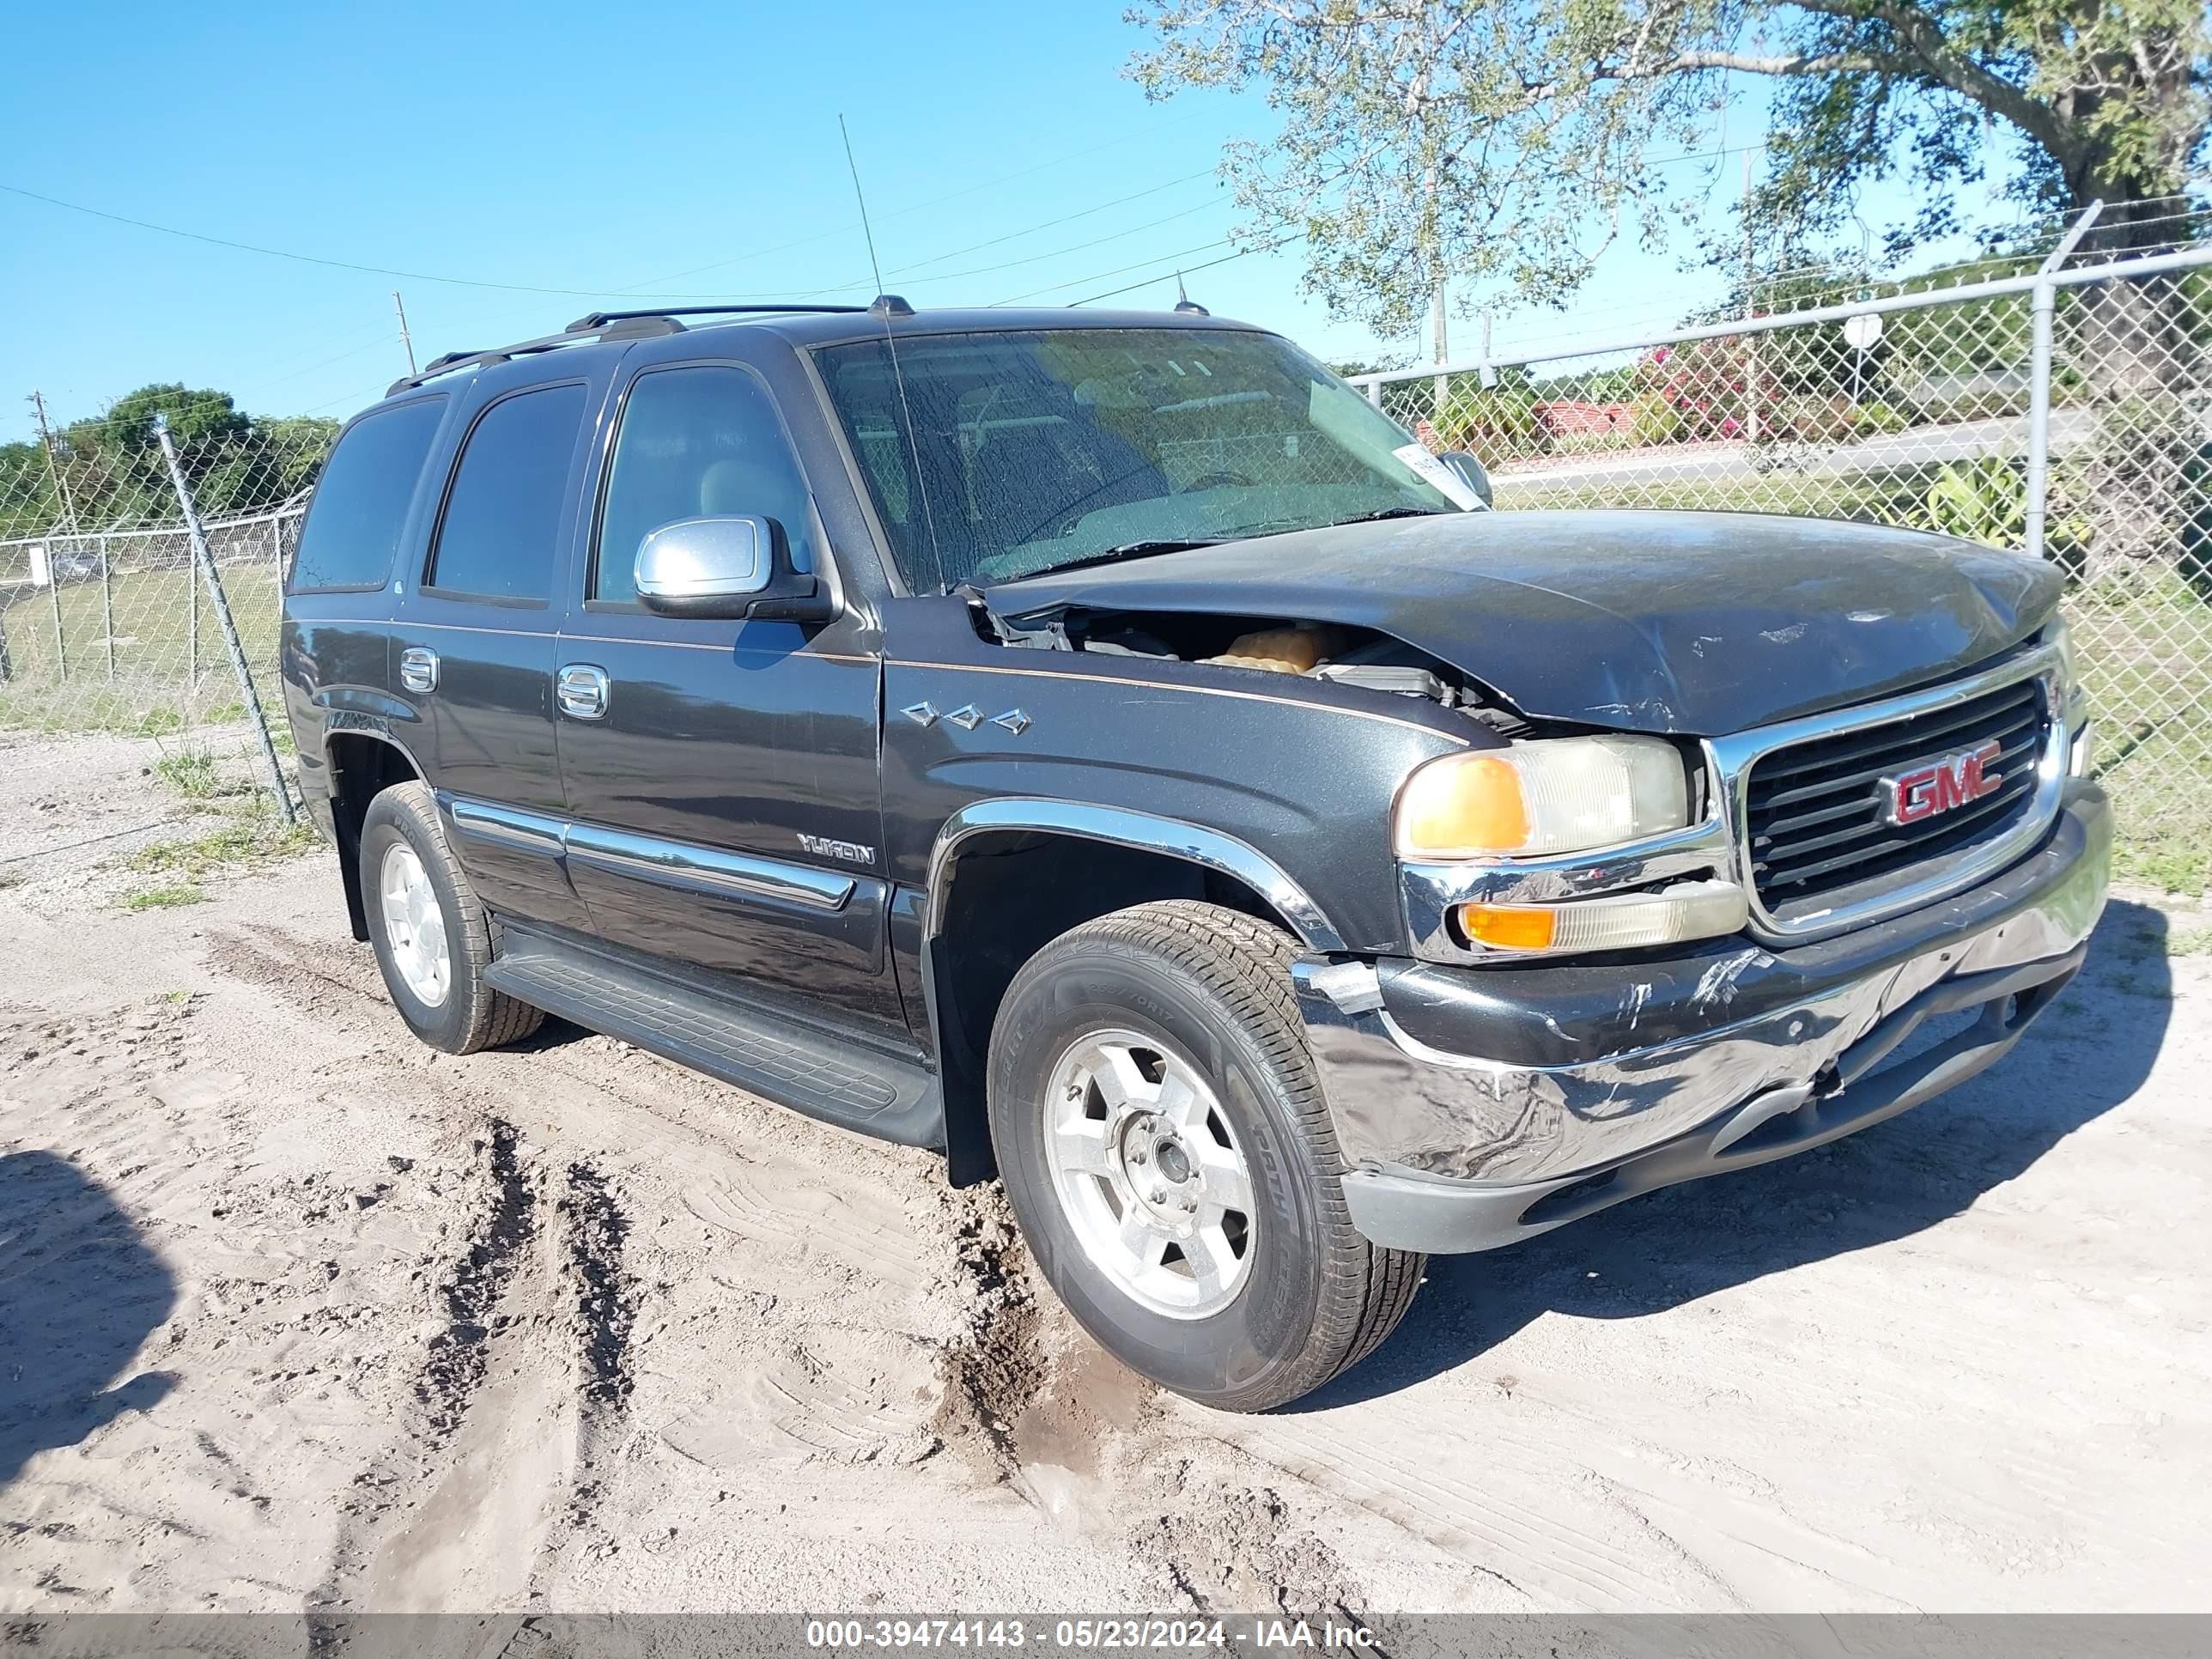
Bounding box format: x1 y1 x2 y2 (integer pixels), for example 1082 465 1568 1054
280 300 2108 1410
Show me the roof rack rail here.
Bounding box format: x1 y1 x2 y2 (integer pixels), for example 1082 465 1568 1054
564 303 871 331
383 313 690 398
384 303 876 399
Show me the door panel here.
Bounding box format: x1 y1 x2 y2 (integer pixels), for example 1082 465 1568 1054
554 617 896 1027
396 372 602 933
552 361 899 1033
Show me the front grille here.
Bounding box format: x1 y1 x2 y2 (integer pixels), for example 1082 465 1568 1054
1743 675 2050 916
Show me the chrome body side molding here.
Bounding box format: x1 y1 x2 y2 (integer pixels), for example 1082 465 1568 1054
440 794 855 913
565 823 854 912
448 797 568 857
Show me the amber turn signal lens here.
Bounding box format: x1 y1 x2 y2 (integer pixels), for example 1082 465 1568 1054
1455 881 1750 956
1457 904 1559 951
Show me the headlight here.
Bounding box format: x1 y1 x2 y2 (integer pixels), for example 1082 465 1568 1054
1394 735 1690 860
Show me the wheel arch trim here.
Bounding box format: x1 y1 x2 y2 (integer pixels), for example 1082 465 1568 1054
923 798 1347 953
320 720 428 790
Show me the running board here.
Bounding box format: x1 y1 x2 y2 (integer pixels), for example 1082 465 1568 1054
486 927 942 1149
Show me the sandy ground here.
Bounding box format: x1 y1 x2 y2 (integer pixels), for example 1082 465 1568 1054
3 726 2209 1618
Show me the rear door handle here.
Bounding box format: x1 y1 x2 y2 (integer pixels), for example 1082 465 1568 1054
556 663 610 720
399 647 439 693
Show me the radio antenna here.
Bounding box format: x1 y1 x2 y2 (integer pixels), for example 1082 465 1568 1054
839 113 944 588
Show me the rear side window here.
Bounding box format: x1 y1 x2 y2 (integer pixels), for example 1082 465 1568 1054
289 397 445 592
427 383 586 602
592 365 817 604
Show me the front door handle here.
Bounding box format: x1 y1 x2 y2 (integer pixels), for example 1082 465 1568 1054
399 647 439 694
556 663 610 720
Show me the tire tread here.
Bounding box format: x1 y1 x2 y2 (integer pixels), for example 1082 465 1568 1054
1010 899 1424 1407
367 782 543 1054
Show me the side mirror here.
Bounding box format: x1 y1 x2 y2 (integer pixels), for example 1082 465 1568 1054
1439 451 1493 509
634 515 833 622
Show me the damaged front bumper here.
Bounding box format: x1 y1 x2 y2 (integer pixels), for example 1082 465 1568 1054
1291 781 2112 1254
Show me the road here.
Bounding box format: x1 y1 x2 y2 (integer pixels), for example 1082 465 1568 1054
1492 409 2101 495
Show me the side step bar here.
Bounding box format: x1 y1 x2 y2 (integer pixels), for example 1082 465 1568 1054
486 926 943 1149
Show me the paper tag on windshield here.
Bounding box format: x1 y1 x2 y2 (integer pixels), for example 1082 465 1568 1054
1393 442 1483 511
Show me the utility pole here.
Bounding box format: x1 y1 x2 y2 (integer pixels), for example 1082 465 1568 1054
392 289 418 377
1741 151 1761 447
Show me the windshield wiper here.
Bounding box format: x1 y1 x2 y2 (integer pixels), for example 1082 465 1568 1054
1323 506 1454 526
1013 538 1225 578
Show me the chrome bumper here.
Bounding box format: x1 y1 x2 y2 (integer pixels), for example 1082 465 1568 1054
1292 783 2112 1254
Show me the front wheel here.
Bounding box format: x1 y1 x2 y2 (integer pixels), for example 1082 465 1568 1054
988 901 1424 1412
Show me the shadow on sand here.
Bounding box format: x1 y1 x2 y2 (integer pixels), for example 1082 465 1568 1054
0 1151 178 1487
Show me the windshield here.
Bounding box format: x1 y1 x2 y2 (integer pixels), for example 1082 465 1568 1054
812 327 1470 590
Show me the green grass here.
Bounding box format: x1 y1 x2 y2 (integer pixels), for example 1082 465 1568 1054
0 564 283 732
126 810 320 881
152 745 225 799
121 883 208 911
2113 837 2212 896
2068 575 2212 896
2166 925 2212 957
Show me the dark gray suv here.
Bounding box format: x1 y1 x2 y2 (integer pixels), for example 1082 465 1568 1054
281 300 2110 1410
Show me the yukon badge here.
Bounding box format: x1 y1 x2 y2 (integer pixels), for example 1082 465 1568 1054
797 831 877 865
1881 739 2002 826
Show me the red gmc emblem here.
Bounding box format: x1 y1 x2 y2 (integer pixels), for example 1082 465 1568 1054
1881 739 2003 826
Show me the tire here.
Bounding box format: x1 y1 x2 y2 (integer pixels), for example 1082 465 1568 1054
358 782 543 1055
988 900 1425 1412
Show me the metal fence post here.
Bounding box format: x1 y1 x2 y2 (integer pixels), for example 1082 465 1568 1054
152 414 296 824
2025 201 2103 561
185 529 199 701
41 544 69 680
98 532 114 679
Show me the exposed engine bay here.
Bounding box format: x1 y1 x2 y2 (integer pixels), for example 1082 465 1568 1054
969 596 1535 736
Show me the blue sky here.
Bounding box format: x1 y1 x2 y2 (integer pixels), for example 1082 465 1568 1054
0 0 2022 444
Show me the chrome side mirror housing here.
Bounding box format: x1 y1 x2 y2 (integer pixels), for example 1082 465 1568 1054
634 515 832 621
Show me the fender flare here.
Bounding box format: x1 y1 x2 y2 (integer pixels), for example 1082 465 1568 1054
923 797 1346 953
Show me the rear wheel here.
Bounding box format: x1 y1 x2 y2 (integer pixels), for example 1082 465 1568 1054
988 901 1424 1412
359 782 542 1055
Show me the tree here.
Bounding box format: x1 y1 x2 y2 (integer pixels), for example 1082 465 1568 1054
41 386 336 527
1127 0 2209 330
1131 0 2209 578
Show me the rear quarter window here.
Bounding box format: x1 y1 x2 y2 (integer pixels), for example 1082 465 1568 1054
289 397 447 593
426 383 587 603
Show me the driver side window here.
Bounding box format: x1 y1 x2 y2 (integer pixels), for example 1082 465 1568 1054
592 365 817 604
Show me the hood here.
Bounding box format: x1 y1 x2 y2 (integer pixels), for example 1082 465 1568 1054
983 510 2062 736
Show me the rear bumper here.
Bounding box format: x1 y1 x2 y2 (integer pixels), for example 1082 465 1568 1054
1292 782 2112 1254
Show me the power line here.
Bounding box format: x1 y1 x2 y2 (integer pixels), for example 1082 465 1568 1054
599 106 1220 295
992 235 1240 305
0 180 654 297
1063 240 1290 308
884 168 1220 278
892 198 1227 289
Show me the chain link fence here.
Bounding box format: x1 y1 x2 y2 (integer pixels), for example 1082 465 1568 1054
7 224 2210 884
1 402 327 814
1358 227 2212 886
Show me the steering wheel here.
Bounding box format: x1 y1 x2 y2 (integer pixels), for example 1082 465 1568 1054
1178 469 1255 493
